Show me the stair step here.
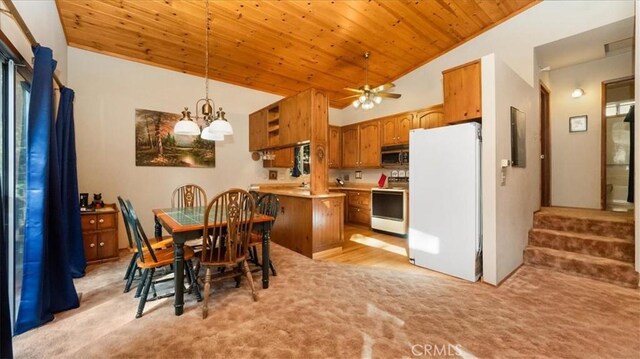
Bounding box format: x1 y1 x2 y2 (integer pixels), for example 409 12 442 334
528 228 634 263
523 246 639 288
533 209 634 241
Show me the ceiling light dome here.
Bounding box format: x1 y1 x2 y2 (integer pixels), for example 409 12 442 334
174 108 201 135
201 124 224 141
208 108 233 135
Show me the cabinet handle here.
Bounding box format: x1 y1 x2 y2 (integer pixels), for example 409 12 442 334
99 242 105 247
281 206 285 215
99 219 104 223
463 112 468 116
89 219 95 224
90 243 95 248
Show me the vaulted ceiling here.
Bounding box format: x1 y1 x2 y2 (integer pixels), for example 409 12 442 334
55 0 539 108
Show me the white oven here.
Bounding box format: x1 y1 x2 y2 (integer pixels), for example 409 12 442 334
371 188 408 235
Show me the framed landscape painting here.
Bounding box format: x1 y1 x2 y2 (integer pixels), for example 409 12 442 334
135 108 215 168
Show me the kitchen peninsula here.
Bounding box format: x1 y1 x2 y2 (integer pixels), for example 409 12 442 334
249 88 345 258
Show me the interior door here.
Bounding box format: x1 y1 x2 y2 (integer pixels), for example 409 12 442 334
540 83 551 207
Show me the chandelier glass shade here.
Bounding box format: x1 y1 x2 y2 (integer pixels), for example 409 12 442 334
174 108 201 136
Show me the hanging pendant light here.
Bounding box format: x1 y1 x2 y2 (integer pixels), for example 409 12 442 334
174 108 201 135
174 0 230 141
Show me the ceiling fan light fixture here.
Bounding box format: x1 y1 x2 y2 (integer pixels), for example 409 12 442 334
373 95 382 104
352 100 361 109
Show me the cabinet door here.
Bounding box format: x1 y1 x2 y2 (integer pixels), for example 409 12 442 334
274 148 294 168
341 125 359 168
358 121 380 167
443 61 481 124
83 233 99 262
290 90 311 144
328 126 341 168
97 231 118 260
396 113 413 143
414 106 444 129
249 109 268 151
278 97 296 146
348 207 370 226
380 116 397 146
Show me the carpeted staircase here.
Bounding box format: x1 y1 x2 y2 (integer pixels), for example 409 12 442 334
524 207 638 288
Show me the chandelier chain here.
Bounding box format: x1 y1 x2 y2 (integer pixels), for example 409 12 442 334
204 0 210 103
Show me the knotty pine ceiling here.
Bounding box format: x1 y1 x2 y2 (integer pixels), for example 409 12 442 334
55 0 539 108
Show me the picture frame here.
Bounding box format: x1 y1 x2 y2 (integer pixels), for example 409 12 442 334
569 115 588 133
268 170 278 180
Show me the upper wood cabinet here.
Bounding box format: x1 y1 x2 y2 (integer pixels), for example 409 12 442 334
341 120 380 168
443 60 481 125
329 125 341 169
381 112 413 146
263 147 294 168
249 109 268 151
248 89 316 151
413 104 444 129
280 91 311 146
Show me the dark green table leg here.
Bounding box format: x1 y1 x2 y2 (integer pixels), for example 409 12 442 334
262 222 272 289
154 215 162 238
173 233 186 315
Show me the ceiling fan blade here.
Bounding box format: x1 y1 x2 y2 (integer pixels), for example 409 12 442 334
372 83 395 92
344 87 364 93
377 92 402 99
337 94 361 101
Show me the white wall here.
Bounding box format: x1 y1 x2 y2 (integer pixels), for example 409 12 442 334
547 53 633 208
68 48 282 247
0 0 68 83
332 0 634 127
482 55 538 285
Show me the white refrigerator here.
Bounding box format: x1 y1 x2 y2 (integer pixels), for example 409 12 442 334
408 122 482 282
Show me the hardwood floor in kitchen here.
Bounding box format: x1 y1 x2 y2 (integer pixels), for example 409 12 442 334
315 224 437 276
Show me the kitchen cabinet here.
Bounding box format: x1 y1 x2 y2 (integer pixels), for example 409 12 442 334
248 109 268 151
412 104 444 129
342 120 380 168
329 126 341 168
267 193 344 258
345 190 371 227
443 60 481 124
263 147 294 168
381 112 413 145
250 89 316 151
81 204 119 264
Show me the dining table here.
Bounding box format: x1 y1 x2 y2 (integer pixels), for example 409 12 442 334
152 206 274 316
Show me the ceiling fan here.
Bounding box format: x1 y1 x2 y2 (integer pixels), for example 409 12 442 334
342 52 401 110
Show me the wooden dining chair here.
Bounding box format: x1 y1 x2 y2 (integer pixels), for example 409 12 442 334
124 200 201 318
249 193 279 276
118 196 173 293
199 189 258 319
171 183 207 208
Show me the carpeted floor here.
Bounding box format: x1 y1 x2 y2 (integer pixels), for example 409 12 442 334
12 244 640 358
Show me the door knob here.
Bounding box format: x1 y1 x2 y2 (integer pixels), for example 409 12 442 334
99 218 104 223
90 243 95 248
99 242 105 247
89 219 95 224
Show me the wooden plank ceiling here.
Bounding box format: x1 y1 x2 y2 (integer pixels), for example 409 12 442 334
56 0 539 108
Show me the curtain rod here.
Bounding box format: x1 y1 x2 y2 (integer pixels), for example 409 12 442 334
1 0 64 88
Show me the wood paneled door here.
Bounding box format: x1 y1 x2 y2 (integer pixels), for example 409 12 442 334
540 83 551 207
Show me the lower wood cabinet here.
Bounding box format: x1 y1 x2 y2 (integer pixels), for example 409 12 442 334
344 190 371 227
81 204 119 264
267 193 344 258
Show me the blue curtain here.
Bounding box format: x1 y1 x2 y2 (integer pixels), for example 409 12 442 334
56 88 86 277
14 46 78 335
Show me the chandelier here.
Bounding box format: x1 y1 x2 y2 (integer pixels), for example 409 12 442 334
173 0 232 140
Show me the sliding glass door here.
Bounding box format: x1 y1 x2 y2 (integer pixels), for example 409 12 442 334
1 55 31 332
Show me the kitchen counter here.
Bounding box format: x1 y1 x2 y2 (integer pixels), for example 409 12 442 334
259 188 345 199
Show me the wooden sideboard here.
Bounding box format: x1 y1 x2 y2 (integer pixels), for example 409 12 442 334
80 203 119 264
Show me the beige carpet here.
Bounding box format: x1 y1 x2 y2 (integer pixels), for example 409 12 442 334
12 244 640 358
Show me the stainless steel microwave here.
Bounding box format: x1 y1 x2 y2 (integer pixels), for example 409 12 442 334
381 145 409 168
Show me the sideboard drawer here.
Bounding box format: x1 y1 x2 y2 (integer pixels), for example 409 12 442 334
81 215 97 231
97 213 116 229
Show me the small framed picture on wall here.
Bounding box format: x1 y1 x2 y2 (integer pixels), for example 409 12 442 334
569 115 588 133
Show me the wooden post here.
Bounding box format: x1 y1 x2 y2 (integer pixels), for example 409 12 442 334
309 89 329 195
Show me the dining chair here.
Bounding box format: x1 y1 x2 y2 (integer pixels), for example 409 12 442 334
249 193 279 276
118 196 174 293
199 189 258 319
171 183 207 208
124 199 201 318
